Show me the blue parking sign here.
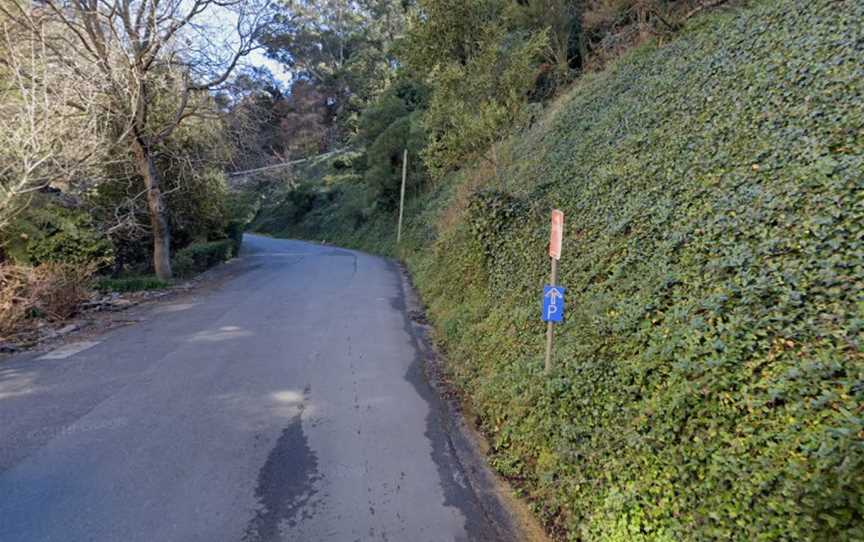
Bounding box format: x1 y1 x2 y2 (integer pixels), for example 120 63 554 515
542 285 566 323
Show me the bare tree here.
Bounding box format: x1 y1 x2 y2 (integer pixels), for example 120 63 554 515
0 16 110 233
1 0 272 279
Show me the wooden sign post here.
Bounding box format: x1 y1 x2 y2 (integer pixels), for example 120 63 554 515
545 209 564 374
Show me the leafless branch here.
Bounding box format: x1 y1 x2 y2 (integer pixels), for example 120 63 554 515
0 19 111 231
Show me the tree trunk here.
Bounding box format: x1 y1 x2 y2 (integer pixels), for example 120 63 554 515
131 138 173 280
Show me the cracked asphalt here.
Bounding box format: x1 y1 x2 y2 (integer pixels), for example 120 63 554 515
0 235 507 542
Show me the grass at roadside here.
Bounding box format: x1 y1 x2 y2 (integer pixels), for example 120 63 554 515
94 275 171 293
95 239 238 292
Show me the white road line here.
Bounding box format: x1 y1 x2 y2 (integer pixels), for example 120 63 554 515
38 341 100 360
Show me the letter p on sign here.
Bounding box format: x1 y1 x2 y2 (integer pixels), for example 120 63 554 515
549 209 564 260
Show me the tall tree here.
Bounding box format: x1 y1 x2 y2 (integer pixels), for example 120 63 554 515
263 0 409 145
401 0 548 177
1 0 272 279
221 67 290 170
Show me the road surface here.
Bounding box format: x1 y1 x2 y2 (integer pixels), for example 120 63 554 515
0 235 509 542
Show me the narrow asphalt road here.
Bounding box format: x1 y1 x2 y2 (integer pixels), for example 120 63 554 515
0 235 506 542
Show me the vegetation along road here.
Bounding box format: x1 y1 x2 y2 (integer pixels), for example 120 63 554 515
2 0 861 539
0 235 520 542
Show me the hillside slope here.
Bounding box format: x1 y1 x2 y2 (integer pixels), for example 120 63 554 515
256 1 863 539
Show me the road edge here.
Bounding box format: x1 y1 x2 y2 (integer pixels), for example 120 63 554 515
394 261 551 542
0 255 251 362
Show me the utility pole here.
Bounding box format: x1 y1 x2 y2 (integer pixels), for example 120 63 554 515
397 149 408 244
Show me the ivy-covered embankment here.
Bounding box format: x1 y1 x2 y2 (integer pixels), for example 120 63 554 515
396 1 863 539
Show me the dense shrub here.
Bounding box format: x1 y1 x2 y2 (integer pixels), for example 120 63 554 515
171 240 234 278
167 168 233 251
357 80 430 146
85 115 237 276
351 79 431 209
252 182 325 235
364 112 427 210
249 150 392 249
357 94 409 146
224 190 259 255
87 163 251 276
4 203 114 269
466 190 528 260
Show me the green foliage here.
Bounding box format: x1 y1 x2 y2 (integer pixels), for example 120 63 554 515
401 0 505 69
225 191 259 255
357 94 409 145
156 111 236 247
6 203 114 269
404 0 548 178
466 190 529 260
307 0 864 539
357 79 430 145
171 240 235 278
249 147 371 239
350 78 431 210
95 275 170 293
388 79 431 114
510 0 585 97
84 110 239 275
168 169 231 248
265 183 326 228
364 112 427 210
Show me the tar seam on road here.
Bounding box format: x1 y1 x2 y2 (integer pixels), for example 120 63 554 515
388 260 505 542
243 396 321 542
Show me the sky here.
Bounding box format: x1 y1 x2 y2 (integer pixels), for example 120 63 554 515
246 48 293 85
193 0 293 87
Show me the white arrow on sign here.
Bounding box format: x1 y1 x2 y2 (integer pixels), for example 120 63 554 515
544 287 564 306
